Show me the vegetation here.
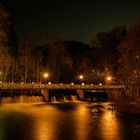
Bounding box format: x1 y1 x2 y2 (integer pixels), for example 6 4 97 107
0 2 12 81
118 19 140 98
0 2 140 100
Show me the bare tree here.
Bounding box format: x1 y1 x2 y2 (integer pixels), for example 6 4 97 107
34 48 43 83
0 2 12 82
19 39 36 83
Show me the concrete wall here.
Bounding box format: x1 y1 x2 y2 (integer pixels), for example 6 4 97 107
41 89 49 102
76 89 84 101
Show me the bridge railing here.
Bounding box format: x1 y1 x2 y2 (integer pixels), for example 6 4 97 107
0 83 125 90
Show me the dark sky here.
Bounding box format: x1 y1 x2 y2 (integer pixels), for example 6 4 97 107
5 0 140 44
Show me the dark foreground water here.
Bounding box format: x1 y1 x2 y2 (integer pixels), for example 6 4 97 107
0 101 139 140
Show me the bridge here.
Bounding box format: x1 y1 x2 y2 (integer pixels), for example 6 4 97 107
0 83 125 90
0 83 125 102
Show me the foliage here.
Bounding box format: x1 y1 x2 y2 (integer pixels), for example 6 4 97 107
44 33 72 82
0 2 13 81
91 25 127 74
118 20 140 83
118 19 140 98
2 1 139 85
18 39 36 82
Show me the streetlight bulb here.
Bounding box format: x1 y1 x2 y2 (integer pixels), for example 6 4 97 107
106 76 112 81
79 75 83 80
48 82 51 85
44 73 49 78
71 82 74 85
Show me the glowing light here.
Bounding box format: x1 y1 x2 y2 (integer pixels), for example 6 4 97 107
71 82 74 85
99 83 102 86
106 76 112 81
79 75 84 80
81 83 84 85
44 73 49 78
48 82 51 85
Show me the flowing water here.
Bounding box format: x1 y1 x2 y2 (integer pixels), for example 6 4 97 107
0 96 139 140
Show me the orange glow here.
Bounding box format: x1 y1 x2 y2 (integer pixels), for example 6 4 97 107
99 83 102 86
106 76 112 81
81 83 84 85
48 82 51 85
44 73 49 78
79 75 84 80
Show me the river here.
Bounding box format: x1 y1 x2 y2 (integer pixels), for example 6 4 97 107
0 100 139 140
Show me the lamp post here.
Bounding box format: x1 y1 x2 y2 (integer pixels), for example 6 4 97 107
43 72 49 84
106 76 112 85
79 75 84 80
79 74 84 85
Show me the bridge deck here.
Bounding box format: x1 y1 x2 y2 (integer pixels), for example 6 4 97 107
0 83 125 90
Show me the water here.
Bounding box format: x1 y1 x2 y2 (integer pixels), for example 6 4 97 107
0 100 139 140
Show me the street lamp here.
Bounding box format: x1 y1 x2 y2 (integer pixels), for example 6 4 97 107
107 76 112 81
48 82 51 85
79 74 84 85
44 73 49 78
43 72 49 83
106 76 112 85
79 75 84 80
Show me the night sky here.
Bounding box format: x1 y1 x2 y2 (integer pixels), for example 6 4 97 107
5 0 140 44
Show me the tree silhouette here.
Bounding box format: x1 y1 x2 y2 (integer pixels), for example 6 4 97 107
118 19 140 98
0 2 13 81
19 39 36 83
44 33 72 83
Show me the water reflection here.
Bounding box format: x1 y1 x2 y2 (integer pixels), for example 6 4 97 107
0 102 139 140
35 106 57 140
1 96 43 104
74 104 90 140
100 111 120 140
0 109 35 140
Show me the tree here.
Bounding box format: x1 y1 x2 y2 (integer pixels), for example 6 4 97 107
34 48 43 83
19 39 36 83
44 33 72 83
0 44 12 81
0 2 13 82
64 41 90 82
118 19 140 98
90 25 127 75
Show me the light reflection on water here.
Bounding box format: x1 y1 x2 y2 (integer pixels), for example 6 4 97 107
100 111 120 140
1 96 43 104
0 101 138 140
